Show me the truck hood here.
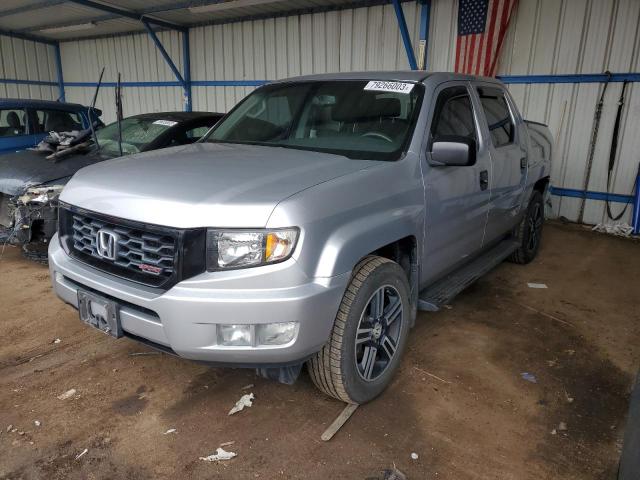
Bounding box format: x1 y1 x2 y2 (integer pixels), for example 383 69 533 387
0 148 104 196
61 142 378 228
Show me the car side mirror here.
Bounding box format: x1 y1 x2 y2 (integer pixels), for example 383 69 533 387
429 136 476 166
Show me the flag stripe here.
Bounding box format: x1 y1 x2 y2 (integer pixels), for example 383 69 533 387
455 0 517 77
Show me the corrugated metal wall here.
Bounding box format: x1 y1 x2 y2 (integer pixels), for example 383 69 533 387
8 0 637 226
189 2 423 112
429 0 640 225
60 30 185 122
0 35 58 100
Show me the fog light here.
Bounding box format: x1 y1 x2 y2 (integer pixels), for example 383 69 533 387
218 324 251 346
256 322 298 346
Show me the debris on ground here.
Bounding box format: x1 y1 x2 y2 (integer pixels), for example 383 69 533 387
34 420 41 427
53 338 61 344
527 282 548 289
163 428 176 435
199 447 237 462
321 403 359 441
521 372 537 383
592 222 633 237
219 441 235 447
128 351 161 356
411 452 419 460
241 384 254 390
551 429 557 435
75 448 88 460
381 467 407 480
57 389 77 400
6 425 12 432
564 391 574 403
228 393 254 415
558 422 568 431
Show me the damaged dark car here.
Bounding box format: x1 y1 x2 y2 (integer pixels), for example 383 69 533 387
0 111 223 262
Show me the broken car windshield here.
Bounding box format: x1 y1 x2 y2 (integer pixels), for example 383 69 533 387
95 118 173 156
204 80 424 161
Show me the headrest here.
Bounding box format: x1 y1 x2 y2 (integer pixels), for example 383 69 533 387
373 98 401 118
6 111 20 128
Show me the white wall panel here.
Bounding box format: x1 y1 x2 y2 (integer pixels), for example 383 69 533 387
427 0 640 226
0 34 58 100
60 30 185 123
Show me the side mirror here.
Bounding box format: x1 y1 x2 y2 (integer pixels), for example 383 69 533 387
429 136 476 166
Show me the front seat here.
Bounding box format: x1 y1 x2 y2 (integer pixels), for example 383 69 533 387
6 111 23 135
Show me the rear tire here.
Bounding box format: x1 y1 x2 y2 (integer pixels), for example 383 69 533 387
307 256 411 404
509 190 544 265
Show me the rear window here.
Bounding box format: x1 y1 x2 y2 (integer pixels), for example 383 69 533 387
476 87 514 147
34 109 83 133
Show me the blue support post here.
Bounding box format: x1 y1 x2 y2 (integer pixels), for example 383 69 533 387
391 0 418 70
418 0 431 70
182 30 192 112
633 164 640 235
54 42 65 101
142 21 191 111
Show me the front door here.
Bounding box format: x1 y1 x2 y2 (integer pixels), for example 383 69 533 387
421 82 492 286
472 84 527 243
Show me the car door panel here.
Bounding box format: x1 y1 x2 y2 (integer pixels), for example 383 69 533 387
473 84 527 243
421 82 492 286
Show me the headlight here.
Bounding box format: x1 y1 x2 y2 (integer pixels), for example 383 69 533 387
206 228 299 270
18 185 65 205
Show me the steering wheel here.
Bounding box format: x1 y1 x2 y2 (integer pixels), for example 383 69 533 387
361 131 394 143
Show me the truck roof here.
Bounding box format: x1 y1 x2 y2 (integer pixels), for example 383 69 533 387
274 71 503 85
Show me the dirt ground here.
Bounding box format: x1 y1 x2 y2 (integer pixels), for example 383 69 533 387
0 222 639 480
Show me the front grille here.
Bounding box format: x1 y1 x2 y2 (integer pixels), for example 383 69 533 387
58 204 206 290
71 213 177 282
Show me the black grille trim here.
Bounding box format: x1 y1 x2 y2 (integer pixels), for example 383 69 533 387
58 203 206 291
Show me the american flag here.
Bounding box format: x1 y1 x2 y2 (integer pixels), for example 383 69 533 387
455 0 518 77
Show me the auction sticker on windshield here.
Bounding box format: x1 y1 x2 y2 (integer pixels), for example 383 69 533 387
364 81 415 94
153 120 178 127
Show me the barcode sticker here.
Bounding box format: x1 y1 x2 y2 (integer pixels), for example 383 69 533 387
364 81 415 94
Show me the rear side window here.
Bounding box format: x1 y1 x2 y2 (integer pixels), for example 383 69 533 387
0 109 27 137
430 86 477 141
476 87 514 147
34 109 83 133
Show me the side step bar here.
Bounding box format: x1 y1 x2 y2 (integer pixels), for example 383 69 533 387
417 239 520 312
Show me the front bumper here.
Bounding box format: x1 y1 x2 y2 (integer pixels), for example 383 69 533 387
48 234 349 365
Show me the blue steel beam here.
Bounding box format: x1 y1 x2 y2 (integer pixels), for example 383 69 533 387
66 0 187 32
182 30 192 112
418 0 431 70
0 28 57 45
54 42 65 101
391 0 418 70
142 21 186 87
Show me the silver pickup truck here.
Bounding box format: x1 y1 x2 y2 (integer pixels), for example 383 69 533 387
49 72 552 404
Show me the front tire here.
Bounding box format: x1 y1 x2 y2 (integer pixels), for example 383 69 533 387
510 190 544 265
307 256 411 404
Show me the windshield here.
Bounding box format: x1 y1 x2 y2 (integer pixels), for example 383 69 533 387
95 117 175 156
205 80 424 161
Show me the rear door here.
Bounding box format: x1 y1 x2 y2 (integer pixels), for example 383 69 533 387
473 84 527 243
421 82 492 285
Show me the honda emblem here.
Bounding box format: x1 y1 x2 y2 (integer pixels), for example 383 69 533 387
96 229 119 260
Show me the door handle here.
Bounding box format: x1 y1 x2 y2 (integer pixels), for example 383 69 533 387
480 170 489 191
520 156 527 169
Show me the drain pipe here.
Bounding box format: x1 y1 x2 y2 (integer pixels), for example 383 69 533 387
633 163 640 235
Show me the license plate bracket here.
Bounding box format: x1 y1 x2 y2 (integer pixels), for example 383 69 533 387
77 290 122 338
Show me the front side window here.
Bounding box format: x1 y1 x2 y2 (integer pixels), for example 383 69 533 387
34 109 83 133
0 109 27 137
476 87 514 147
430 86 477 141
205 80 424 161
95 118 174 156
